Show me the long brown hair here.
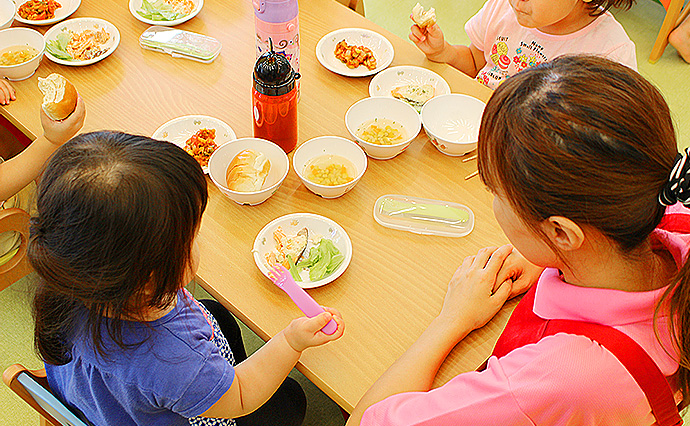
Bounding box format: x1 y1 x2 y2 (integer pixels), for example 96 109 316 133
29 131 208 365
478 56 688 404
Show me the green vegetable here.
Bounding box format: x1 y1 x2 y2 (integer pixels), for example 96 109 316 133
286 255 302 282
137 0 187 21
45 32 73 61
296 239 344 281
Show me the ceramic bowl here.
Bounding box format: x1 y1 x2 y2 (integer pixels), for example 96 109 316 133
345 97 421 160
293 136 367 198
208 138 289 206
0 0 15 29
420 94 486 156
0 27 45 81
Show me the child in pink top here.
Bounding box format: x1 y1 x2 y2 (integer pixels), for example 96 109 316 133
410 0 636 89
347 56 688 425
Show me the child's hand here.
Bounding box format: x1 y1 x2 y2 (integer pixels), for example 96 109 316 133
0 79 16 105
284 307 345 352
438 245 513 335
41 95 86 145
494 248 545 299
409 23 448 62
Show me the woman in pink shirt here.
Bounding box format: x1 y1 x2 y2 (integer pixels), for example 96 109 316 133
347 55 688 426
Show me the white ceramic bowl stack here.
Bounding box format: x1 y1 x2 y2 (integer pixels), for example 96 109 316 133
208 138 289 206
345 97 421 160
0 27 45 81
420 94 486 156
293 136 367 198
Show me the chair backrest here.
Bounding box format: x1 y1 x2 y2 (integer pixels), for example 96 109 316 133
3 364 89 426
0 207 32 291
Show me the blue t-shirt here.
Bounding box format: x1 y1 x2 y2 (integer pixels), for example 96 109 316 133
46 290 235 426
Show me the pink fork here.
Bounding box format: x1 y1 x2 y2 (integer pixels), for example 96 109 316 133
267 264 338 335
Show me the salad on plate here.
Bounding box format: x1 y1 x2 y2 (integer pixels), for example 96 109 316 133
266 227 345 283
137 0 195 21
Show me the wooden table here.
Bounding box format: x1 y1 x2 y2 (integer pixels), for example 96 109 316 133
3 0 517 413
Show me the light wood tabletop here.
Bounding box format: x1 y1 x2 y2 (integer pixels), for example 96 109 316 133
3 0 517 413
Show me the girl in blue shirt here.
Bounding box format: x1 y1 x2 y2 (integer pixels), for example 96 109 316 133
29 131 344 426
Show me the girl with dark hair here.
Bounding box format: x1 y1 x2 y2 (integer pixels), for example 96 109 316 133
410 0 637 89
30 132 344 426
348 56 687 425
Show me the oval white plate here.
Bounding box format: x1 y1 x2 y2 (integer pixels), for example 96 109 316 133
369 65 450 111
43 17 120 66
253 213 353 289
14 0 80 26
129 0 203 26
315 28 394 78
152 115 236 174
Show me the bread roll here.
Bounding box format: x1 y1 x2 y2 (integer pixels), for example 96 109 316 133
226 149 271 192
411 3 436 28
38 73 78 121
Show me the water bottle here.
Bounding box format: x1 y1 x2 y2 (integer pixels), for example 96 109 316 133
253 0 299 75
253 43 300 153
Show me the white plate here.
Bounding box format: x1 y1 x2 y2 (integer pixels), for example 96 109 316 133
129 0 203 27
14 0 80 26
252 213 353 289
369 65 450 111
43 17 120 66
315 28 394 77
152 115 236 174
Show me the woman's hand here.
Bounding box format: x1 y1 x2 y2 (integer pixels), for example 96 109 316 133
409 23 449 62
494 248 545 299
439 245 514 335
41 95 86 146
283 307 344 353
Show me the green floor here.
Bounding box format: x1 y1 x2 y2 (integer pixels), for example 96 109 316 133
2 0 690 424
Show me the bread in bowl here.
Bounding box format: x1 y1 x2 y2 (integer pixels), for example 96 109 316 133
226 149 271 192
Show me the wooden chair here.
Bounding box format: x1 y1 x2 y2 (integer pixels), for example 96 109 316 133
336 0 364 15
649 0 690 63
0 207 31 292
3 364 89 426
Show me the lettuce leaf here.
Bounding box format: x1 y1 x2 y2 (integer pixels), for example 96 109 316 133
286 255 302 282
296 239 344 281
137 0 186 21
46 32 73 61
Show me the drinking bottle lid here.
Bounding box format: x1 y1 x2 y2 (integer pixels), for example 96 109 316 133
253 39 300 96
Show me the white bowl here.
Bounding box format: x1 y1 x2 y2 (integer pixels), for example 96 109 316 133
293 136 367 199
345 97 421 160
0 27 45 81
420 94 486 156
208 138 289 206
0 0 15 29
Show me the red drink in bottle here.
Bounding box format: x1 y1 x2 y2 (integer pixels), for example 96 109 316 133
252 42 300 153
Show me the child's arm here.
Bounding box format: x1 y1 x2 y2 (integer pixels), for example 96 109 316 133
409 23 486 78
0 79 16 105
346 245 513 426
0 97 85 201
200 307 344 419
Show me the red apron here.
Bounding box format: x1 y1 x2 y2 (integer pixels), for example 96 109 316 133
490 284 683 426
